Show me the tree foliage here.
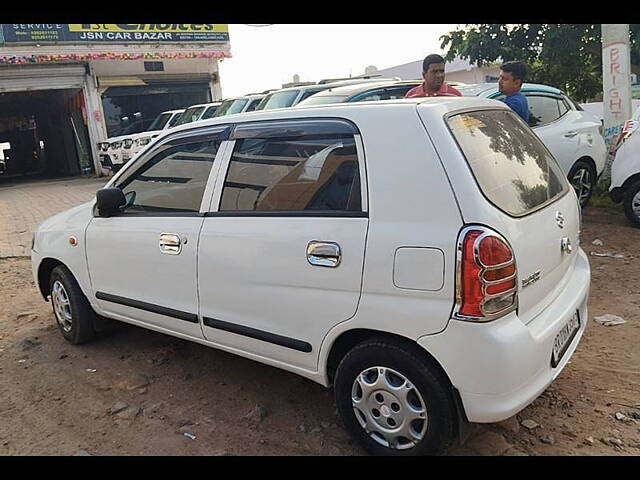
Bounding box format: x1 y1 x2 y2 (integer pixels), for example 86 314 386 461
440 24 640 102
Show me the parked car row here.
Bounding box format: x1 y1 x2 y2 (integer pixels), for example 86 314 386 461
95 77 404 172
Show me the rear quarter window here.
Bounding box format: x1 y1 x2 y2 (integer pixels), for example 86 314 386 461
446 109 568 217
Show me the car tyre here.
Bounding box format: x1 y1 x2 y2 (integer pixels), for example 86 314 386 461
623 179 640 227
334 338 455 456
568 160 596 208
49 265 97 345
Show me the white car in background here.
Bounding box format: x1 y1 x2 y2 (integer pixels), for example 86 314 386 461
33 97 588 455
120 109 186 162
459 83 606 207
171 102 222 127
609 108 640 226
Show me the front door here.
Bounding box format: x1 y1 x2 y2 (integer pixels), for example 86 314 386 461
86 134 223 338
198 119 369 371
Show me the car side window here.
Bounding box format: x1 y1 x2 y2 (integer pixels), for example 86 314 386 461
201 106 219 120
117 138 221 214
526 95 563 127
219 130 361 214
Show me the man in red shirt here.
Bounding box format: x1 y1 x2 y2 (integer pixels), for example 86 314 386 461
404 54 462 98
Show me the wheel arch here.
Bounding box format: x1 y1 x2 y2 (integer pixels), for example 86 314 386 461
37 258 72 301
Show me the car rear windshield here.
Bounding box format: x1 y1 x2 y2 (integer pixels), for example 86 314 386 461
447 109 568 217
258 90 300 110
297 94 349 106
147 112 172 131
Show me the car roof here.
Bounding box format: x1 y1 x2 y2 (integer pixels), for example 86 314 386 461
457 82 564 97
158 97 507 139
187 102 223 108
308 80 422 98
222 94 265 101
162 109 185 114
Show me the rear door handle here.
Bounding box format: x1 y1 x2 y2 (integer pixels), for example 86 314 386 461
307 241 341 267
564 131 578 138
159 233 182 255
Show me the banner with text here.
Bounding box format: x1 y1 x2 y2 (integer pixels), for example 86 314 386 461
1 24 229 43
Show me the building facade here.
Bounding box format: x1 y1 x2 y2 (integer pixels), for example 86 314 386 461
0 24 230 179
362 56 501 85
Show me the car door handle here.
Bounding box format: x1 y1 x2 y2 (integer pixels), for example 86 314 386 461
159 233 182 255
564 131 578 138
307 241 341 267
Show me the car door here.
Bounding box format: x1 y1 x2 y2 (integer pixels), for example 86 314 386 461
198 118 369 371
86 127 227 338
524 94 579 174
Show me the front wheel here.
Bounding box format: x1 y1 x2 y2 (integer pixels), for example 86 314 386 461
49 266 97 345
568 160 596 208
623 179 640 227
334 338 455 456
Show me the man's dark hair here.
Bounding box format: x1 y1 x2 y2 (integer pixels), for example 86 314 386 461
422 54 445 73
500 61 527 82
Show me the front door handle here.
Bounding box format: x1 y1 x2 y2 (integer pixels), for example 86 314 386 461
307 241 341 267
159 233 182 255
564 131 578 138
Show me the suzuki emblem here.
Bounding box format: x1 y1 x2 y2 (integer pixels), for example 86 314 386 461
555 211 565 229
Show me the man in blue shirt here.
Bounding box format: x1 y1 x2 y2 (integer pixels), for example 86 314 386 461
498 61 529 123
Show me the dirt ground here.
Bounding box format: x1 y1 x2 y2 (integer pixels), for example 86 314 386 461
0 206 638 456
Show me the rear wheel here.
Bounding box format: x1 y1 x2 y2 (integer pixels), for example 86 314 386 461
334 338 455 456
568 160 596 208
623 179 640 227
49 266 97 345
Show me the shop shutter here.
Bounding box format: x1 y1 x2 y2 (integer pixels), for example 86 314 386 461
0 64 86 93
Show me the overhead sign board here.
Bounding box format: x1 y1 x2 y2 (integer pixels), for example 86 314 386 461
1 24 229 43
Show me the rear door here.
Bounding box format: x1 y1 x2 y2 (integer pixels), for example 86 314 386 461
197 118 369 371
436 108 580 324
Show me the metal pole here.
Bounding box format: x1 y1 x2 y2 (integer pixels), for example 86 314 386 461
601 24 633 182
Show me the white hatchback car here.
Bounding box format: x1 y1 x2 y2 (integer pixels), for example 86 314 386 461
32 97 589 455
458 83 606 207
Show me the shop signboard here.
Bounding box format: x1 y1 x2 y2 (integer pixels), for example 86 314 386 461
1 24 229 43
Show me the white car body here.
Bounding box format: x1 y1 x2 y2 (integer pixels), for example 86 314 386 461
609 107 640 226
459 83 607 206
33 97 589 452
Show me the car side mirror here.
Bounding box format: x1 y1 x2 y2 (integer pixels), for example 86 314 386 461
96 187 126 217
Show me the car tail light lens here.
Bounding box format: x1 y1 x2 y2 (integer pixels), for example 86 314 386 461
456 227 517 321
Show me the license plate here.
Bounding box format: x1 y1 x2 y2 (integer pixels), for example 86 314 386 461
551 311 580 367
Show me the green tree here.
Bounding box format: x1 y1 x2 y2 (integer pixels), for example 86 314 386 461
440 24 640 102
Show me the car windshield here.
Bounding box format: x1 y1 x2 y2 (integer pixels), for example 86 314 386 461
174 106 206 126
167 112 184 128
297 94 350 107
257 90 300 110
214 98 250 117
147 112 172 131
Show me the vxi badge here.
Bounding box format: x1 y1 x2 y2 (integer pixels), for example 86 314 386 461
521 271 541 288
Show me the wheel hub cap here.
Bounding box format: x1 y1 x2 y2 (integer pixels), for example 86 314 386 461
51 281 72 332
632 190 640 217
351 366 428 451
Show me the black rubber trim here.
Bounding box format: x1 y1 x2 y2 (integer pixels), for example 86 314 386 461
205 210 367 218
230 118 359 140
95 292 198 324
202 317 312 353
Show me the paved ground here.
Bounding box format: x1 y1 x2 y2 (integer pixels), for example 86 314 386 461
0 177 107 258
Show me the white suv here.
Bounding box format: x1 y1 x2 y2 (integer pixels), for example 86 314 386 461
31 98 589 455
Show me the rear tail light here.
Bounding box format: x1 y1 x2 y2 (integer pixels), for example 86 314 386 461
455 226 518 322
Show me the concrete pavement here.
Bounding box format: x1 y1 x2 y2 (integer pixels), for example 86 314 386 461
0 177 106 257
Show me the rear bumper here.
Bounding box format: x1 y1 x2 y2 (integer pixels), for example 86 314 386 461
418 247 590 423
